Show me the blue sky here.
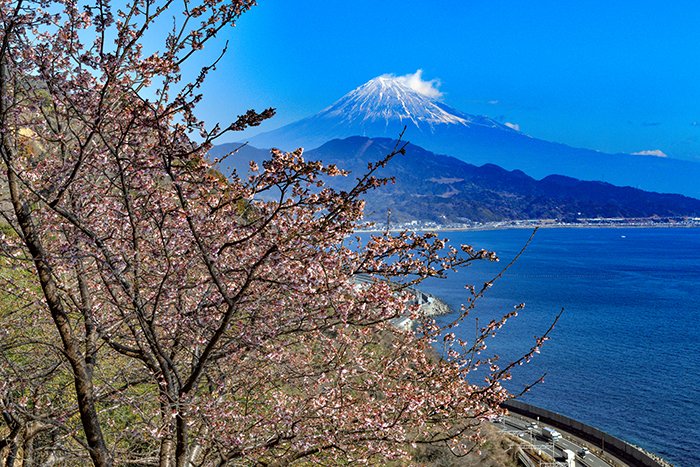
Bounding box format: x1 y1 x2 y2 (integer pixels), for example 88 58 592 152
195 1 700 161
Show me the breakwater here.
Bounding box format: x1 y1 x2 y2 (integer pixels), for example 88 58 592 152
352 273 452 317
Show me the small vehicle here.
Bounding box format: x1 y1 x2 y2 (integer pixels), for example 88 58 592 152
578 447 590 457
542 426 562 440
527 421 538 429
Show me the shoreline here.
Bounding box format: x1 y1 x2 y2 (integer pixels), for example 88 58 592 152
502 399 671 467
356 219 700 233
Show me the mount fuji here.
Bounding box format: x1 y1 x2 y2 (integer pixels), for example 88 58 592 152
249 74 517 151
247 74 700 198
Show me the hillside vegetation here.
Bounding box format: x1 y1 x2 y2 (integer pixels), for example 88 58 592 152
212 137 700 224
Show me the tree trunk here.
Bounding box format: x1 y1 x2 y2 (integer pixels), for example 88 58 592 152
3 162 113 467
159 437 175 467
175 413 189 467
22 431 34 467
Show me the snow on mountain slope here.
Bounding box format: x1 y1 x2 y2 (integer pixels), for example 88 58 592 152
318 75 500 129
248 74 516 151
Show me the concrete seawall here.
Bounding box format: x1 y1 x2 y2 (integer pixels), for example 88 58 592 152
353 273 453 320
502 399 668 467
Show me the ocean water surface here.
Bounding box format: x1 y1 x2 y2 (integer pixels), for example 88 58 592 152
415 228 699 467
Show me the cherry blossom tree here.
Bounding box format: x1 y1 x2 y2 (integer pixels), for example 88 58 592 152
0 0 556 465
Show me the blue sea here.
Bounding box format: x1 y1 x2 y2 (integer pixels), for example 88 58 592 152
416 228 700 467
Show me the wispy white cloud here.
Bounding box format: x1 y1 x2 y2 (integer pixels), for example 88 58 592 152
631 149 668 158
391 69 443 99
504 122 521 131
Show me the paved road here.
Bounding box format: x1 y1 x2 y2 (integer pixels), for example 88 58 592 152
493 415 612 467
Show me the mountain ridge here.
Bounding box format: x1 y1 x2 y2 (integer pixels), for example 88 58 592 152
211 136 700 224
245 74 700 198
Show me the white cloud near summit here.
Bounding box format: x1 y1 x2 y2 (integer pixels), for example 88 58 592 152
631 149 668 158
393 69 443 99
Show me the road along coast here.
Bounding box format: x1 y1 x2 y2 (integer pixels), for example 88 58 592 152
499 399 672 467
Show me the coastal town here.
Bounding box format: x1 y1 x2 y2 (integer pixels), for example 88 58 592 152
361 216 700 232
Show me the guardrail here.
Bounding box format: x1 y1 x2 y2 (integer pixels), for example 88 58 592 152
517 449 538 467
502 400 664 467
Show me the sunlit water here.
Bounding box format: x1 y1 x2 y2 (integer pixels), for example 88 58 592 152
414 228 700 467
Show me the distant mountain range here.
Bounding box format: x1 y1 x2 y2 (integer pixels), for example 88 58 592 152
247 75 700 198
211 137 700 224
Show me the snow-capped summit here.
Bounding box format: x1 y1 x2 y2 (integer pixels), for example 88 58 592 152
248 72 515 151
319 74 473 128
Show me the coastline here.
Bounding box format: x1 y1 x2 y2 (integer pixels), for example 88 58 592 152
502 399 672 467
398 288 455 328
362 226 690 465
356 217 700 233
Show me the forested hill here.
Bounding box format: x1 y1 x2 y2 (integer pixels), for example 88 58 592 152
210 136 700 224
